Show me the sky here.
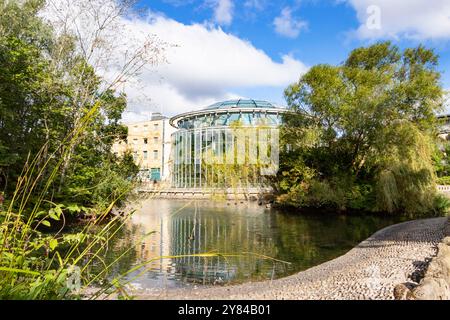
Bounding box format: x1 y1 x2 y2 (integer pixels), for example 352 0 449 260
109 0 450 122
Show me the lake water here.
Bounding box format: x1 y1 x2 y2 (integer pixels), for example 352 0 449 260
104 199 403 290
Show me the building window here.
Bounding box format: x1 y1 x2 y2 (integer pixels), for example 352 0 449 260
144 138 148 144
153 150 158 160
143 151 148 160
153 136 158 144
154 123 159 130
133 151 137 161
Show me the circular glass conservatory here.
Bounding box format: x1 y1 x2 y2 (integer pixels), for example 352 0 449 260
170 99 286 189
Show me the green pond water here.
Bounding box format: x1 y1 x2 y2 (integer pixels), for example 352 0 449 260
103 199 405 289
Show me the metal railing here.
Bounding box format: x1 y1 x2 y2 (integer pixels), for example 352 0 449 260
437 185 450 192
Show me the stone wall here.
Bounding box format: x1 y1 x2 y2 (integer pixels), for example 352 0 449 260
394 217 450 300
137 187 275 201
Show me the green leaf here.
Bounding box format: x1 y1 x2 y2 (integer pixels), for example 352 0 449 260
49 211 59 221
66 204 81 213
49 239 58 251
55 251 64 268
54 205 63 216
41 220 51 227
0 267 40 276
35 210 47 218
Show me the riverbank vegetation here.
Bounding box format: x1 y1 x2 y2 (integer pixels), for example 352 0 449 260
277 42 449 216
434 135 450 185
0 0 163 299
0 0 145 216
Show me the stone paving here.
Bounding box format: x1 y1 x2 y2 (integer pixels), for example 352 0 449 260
135 217 447 300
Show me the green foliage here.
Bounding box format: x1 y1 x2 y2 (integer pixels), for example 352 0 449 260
0 130 134 299
201 122 272 192
434 134 450 181
432 194 450 216
0 0 138 208
279 41 447 216
0 0 140 299
437 176 450 185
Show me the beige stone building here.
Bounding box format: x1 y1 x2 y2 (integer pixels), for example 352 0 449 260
113 113 176 182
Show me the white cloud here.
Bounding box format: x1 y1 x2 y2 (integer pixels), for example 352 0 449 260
118 14 307 120
162 0 195 6
273 7 308 39
41 2 308 122
212 0 234 26
244 0 266 11
345 0 450 40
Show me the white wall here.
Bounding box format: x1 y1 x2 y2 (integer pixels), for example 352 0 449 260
162 119 177 180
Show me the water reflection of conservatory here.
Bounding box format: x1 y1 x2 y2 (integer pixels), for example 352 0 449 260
129 201 283 286
169 99 287 189
168 203 282 285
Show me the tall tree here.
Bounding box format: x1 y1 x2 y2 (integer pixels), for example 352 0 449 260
280 42 445 215
0 0 165 210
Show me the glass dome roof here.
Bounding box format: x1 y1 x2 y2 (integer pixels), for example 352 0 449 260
169 98 287 129
204 99 281 110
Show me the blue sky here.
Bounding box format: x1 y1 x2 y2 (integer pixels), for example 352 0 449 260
137 0 360 65
115 0 450 121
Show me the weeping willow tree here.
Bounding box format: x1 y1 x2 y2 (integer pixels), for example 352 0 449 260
280 42 448 215
374 121 438 214
203 121 276 199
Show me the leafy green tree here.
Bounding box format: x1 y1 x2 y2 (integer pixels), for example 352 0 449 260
280 42 447 215
0 0 142 210
0 0 162 300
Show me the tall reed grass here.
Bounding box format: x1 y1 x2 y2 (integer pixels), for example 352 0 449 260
0 102 126 299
